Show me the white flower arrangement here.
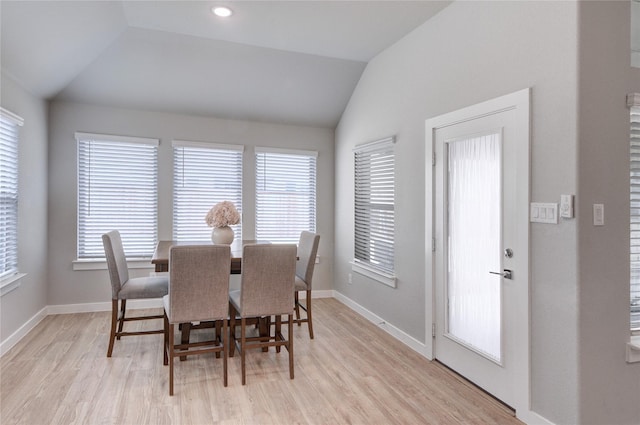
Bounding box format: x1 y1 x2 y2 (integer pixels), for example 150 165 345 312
205 201 240 228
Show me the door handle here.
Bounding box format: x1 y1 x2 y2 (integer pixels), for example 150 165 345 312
489 269 512 279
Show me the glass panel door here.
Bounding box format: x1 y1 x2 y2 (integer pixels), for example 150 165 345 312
446 132 502 362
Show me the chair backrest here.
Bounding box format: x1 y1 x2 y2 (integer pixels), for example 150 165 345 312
240 244 296 317
102 230 130 299
296 231 320 288
168 245 231 324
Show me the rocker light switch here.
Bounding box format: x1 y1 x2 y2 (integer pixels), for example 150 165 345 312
593 204 604 226
530 202 558 224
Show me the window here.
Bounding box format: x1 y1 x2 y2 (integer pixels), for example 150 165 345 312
77 132 159 259
352 136 396 287
630 93 640 331
173 140 243 242
255 147 317 243
0 108 23 282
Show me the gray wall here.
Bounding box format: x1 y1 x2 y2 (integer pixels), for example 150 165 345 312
47 101 334 306
577 3 640 424
335 2 581 423
0 74 49 343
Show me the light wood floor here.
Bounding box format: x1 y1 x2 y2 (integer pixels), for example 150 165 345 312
1 298 522 424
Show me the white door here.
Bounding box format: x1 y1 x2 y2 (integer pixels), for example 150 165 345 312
427 89 530 413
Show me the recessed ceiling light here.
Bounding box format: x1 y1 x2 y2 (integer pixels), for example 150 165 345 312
212 6 233 18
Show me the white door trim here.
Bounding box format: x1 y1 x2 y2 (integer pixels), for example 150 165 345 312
425 88 532 422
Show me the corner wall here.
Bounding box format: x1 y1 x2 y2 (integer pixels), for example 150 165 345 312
0 73 49 347
577 2 640 423
335 2 580 423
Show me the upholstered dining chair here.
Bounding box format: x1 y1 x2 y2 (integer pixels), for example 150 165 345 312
102 230 168 357
294 231 320 339
229 244 297 385
163 245 231 395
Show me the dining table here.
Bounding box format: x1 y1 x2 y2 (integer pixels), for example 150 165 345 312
151 239 270 273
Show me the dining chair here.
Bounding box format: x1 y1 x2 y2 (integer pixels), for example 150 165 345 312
294 231 320 339
163 245 231 395
229 244 297 385
102 230 169 357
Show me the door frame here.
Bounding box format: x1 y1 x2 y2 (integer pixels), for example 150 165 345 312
425 88 531 419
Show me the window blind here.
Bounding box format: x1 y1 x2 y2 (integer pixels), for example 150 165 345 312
255 147 317 243
353 137 395 275
0 108 23 280
77 132 159 259
631 102 640 330
173 140 243 242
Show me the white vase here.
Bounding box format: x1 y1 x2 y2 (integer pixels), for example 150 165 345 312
211 226 234 245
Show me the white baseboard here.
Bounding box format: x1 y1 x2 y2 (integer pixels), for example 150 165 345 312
310 289 333 299
46 298 163 315
332 291 431 359
0 306 48 357
517 409 556 425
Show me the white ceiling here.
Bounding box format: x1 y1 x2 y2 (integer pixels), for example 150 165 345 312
0 1 451 127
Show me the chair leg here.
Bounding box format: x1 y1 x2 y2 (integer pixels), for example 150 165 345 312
222 319 228 387
215 320 222 359
275 315 282 353
163 313 169 366
288 313 294 379
306 290 314 339
241 317 247 385
107 299 118 357
229 303 236 357
260 316 270 352
169 323 175 396
294 292 301 326
116 299 126 340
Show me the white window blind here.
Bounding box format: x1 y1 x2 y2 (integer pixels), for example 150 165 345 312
77 132 159 259
0 108 23 280
173 140 243 242
630 94 640 330
353 137 395 275
255 147 317 243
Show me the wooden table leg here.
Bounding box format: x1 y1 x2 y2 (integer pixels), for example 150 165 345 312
259 316 271 352
180 322 191 361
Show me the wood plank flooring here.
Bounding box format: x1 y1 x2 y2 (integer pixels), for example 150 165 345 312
1 298 522 424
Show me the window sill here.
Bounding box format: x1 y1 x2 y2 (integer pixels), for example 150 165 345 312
0 273 26 296
350 260 396 288
627 336 640 363
72 259 153 271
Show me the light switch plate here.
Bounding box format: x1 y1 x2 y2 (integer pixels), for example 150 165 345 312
593 204 604 226
530 202 558 224
560 194 574 218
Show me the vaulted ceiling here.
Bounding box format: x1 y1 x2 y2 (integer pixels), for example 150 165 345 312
1 1 451 128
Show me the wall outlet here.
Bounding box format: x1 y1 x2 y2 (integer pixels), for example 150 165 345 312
348 273 352 284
